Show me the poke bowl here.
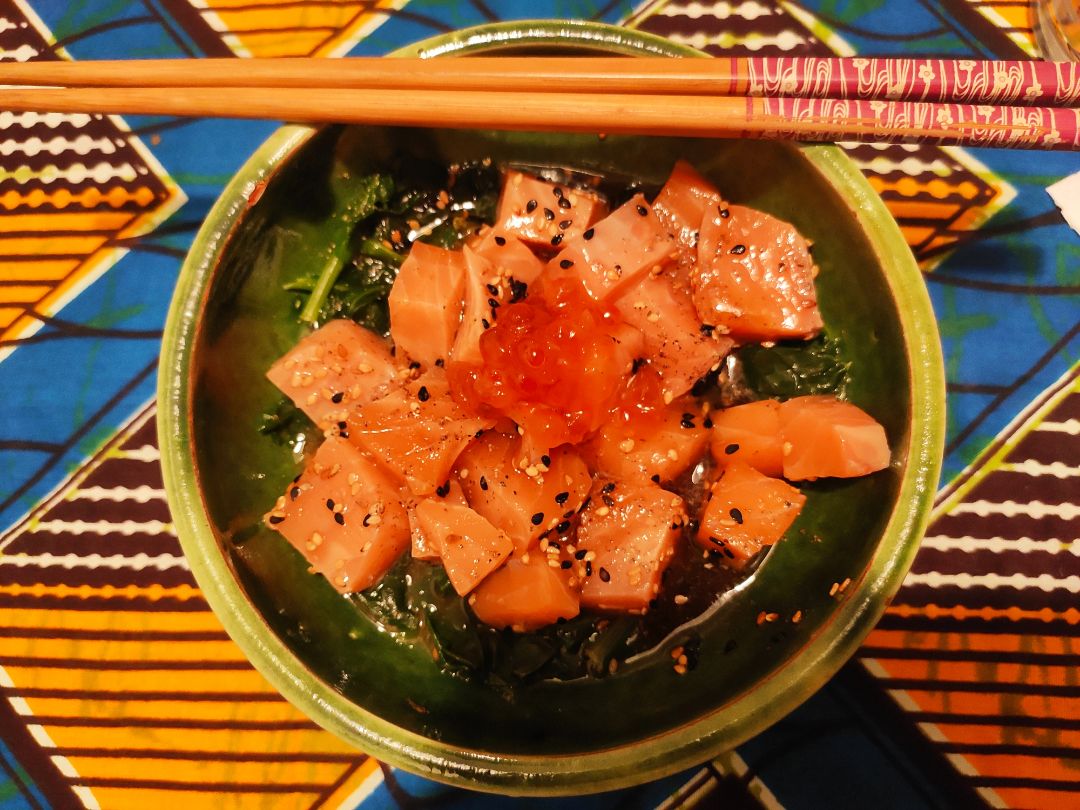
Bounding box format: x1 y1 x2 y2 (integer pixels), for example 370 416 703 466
158 20 944 796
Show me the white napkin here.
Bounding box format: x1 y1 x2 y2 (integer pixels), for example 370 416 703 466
1046 170 1080 237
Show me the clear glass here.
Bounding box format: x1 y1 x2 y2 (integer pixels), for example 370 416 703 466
1035 0 1080 60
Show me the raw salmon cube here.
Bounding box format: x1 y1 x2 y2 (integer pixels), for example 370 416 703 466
347 368 493 496
264 436 409 593
709 399 784 477
695 462 805 563
578 478 686 612
469 553 580 631
471 227 544 285
779 396 891 480
266 319 399 430
413 499 513 595
495 170 607 251
388 242 465 370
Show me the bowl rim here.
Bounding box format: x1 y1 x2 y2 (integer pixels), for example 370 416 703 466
158 19 945 796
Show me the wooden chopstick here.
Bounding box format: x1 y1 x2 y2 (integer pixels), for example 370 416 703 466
2 57 1079 108
1 84 1076 151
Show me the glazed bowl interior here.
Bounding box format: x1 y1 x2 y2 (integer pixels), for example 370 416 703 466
160 21 944 795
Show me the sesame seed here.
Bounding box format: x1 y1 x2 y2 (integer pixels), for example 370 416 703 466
551 234 563 247
674 594 688 605
480 476 488 491
595 506 611 517
417 386 429 402
618 438 635 453
555 521 571 533
650 474 661 484
560 560 572 570
435 482 450 497
601 482 615 493
357 363 373 373
486 283 500 296
543 207 555 221
525 465 539 477
730 244 746 255
531 512 544 526
663 391 674 405
585 561 592 576
636 204 648 216
548 559 560 569
559 259 574 269
725 443 740 455
729 508 743 524
719 206 729 218
459 468 470 479
598 567 611 582
526 199 537 213
558 219 572 230
290 486 300 500
792 610 803 623
829 582 840 597
494 235 506 246
583 227 594 240
268 514 284 525
558 196 571 209
667 449 679 461
481 318 491 330
574 549 587 560
553 187 563 198
334 513 345 526
554 491 569 505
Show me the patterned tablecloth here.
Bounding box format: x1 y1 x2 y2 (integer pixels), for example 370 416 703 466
1 1 1077 808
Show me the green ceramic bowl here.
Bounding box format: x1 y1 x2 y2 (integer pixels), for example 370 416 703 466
159 20 944 795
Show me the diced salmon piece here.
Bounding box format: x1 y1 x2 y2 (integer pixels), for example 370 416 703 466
578 478 686 612
709 399 784 477
614 272 733 398
695 462 805 564
582 389 709 484
449 245 499 366
693 204 822 341
652 160 724 263
266 319 400 430
495 170 607 251
347 368 494 497
388 242 465 369
472 227 544 286
547 194 676 301
413 499 513 595
408 479 467 561
469 553 580 631
456 431 592 553
264 436 409 593
779 396 891 480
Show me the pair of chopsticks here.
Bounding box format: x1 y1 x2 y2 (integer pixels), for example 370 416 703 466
1 56 1078 150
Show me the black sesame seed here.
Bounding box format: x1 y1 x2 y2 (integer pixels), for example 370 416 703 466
709 536 725 546
436 482 450 497
479 476 488 491
417 386 430 402
268 515 285 525
554 491 570 506
541 454 551 466
703 418 714 429
687 519 700 534
700 323 715 336
338 421 347 430
730 244 747 255
435 358 445 367
509 279 528 302
548 540 561 550
550 234 563 247
289 486 300 500
362 514 372 527
719 206 730 218
558 219 572 230
585 561 593 577
553 186 564 198
409 361 421 370
563 510 574 519
599 567 611 582
543 207 555 221
574 549 587 560
325 499 335 510
602 494 615 508
334 513 345 526
559 259 574 269
494 235 506 246
488 298 500 310
579 496 591 512
725 443 740 455
680 417 695 429
331 391 344 404
631 357 645 374
486 283 500 296
531 512 544 526
636 204 648 216
556 521 571 533
558 196 571 209
650 474 661 484
723 548 735 559
561 560 572 570
729 508 744 524
481 318 491 330
340 430 349 438
526 199 537 213
583 227 595 240
601 482 616 493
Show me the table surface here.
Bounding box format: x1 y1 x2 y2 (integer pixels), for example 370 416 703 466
1 1 1077 808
